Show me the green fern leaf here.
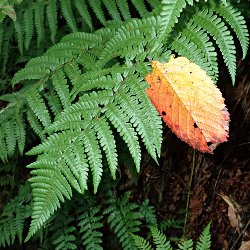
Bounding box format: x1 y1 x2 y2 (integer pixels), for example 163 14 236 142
45 89 63 116
114 78 159 162
26 157 73 240
116 0 131 20
64 141 89 192
14 113 26 155
102 0 122 22
0 183 31 247
2 120 16 157
160 0 187 37
14 21 23 55
128 74 162 157
60 0 78 32
180 20 218 81
94 117 118 179
74 0 93 31
159 219 183 231
211 1 249 59
0 22 3 59
51 215 77 250
104 192 142 250
82 129 103 194
196 222 211 250
177 239 193 250
23 6 33 51
26 108 46 140
146 0 161 9
105 104 141 172
150 226 172 250
34 3 45 46
78 205 103 250
63 63 83 91
13 55 63 82
0 129 8 162
131 0 149 17
88 0 107 26
192 9 236 84
51 69 70 109
99 28 146 64
139 200 158 226
132 234 153 250
25 88 51 127
46 0 57 43
1 27 11 74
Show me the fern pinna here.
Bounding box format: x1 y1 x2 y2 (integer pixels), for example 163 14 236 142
0 0 248 244
132 222 211 250
36 185 157 249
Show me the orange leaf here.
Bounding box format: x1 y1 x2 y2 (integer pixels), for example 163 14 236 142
145 56 230 153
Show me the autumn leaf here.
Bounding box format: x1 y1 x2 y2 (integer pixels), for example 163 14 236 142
145 56 230 153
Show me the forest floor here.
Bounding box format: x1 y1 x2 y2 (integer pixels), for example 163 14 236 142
123 50 250 249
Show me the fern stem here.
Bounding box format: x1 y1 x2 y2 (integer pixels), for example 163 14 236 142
183 149 196 235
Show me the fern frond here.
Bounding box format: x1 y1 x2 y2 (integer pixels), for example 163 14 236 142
177 239 193 250
192 8 236 84
211 1 249 59
99 28 146 64
25 88 51 127
180 20 218 81
132 234 153 250
0 183 31 247
0 23 3 59
127 75 162 157
98 17 160 66
159 219 183 231
46 0 57 43
131 0 149 17
51 215 77 250
146 0 161 9
60 0 78 32
78 205 103 250
0 130 8 162
196 222 211 250
45 89 63 116
160 0 187 37
13 55 62 82
105 103 141 172
149 226 173 250
26 108 46 140
116 0 131 20
23 6 33 50
14 112 26 155
14 21 23 55
104 192 143 250
1 26 11 74
102 0 122 22
2 120 16 157
26 157 73 240
74 0 93 31
34 3 45 46
139 200 158 226
0 94 26 158
82 129 103 194
51 69 70 109
88 0 107 26
94 117 118 179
